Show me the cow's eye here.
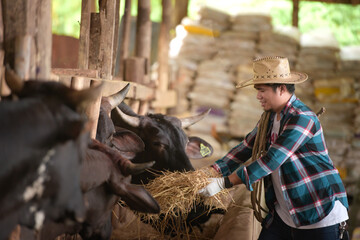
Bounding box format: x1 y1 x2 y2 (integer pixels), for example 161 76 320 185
153 142 167 149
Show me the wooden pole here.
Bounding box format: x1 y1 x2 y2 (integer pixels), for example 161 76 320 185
98 0 117 79
135 0 151 85
116 0 132 79
173 0 188 28
78 0 92 70
156 0 172 113
89 13 101 71
292 0 299 27
124 57 146 83
85 80 102 139
112 0 121 75
14 35 32 80
35 0 52 80
3 0 36 70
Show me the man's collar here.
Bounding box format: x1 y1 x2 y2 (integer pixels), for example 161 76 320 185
281 94 296 116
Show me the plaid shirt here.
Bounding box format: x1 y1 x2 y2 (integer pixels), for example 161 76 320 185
213 95 348 227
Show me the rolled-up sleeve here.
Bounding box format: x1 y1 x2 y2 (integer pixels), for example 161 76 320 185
212 126 257 176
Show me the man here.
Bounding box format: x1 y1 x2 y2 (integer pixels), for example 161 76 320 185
199 56 349 240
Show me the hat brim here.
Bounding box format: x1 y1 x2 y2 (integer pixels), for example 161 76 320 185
236 72 308 88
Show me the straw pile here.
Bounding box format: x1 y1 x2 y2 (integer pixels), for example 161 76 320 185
137 169 232 236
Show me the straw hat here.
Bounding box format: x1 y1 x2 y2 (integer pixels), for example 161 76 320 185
236 56 308 88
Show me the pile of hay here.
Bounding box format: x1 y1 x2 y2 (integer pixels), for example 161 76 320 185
137 169 232 236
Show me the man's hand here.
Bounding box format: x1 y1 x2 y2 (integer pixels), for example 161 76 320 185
198 177 225 197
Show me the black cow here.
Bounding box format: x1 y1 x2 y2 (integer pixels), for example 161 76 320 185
102 87 224 235
38 83 159 240
0 68 102 240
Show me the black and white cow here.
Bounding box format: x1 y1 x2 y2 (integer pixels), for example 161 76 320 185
0 68 102 240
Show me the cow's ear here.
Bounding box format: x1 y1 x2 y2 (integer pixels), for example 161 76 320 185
111 128 145 154
186 136 213 159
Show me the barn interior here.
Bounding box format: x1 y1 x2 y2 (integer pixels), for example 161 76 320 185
1 0 360 239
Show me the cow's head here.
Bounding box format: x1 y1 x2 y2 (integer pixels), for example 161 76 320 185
113 107 214 184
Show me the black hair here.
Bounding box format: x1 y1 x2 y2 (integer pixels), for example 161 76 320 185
268 83 295 94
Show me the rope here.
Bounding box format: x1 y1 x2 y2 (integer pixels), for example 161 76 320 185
249 111 271 223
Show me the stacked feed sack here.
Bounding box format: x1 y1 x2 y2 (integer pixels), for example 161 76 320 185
308 40 357 169
231 11 272 38
296 29 340 110
168 59 197 114
339 46 360 194
338 46 360 79
258 26 301 68
229 64 263 137
168 19 220 115
296 29 340 79
198 6 231 32
187 58 235 135
170 19 219 63
314 101 355 168
213 32 257 72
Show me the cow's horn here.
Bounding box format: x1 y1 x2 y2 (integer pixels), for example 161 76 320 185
108 83 130 109
126 161 155 175
115 106 140 127
5 65 24 94
68 82 104 109
180 109 211 128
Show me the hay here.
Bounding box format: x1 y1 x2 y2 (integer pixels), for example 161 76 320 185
136 169 232 236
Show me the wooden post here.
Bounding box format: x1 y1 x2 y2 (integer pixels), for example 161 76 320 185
78 0 92 70
85 80 102 138
173 0 188 28
98 0 117 79
116 0 132 79
36 0 52 80
156 0 172 113
292 0 299 27
135 0 151 113
14 35 32 80
124 57 146 83
3 0 36 69
135 0 151 85
112 0 121 75
89 13 101 71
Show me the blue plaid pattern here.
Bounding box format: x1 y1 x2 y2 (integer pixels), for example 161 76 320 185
213 95 348 227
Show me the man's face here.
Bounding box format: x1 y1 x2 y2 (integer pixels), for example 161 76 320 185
254 84 283 113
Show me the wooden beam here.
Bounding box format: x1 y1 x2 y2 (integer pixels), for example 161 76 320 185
50 70 154 101
99 79 154 100
293 0 299 27
52 68 99 78
151 90 177 108
78 0 92 69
